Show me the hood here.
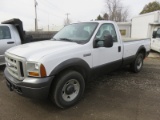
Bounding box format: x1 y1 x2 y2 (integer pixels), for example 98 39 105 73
7 40 80 61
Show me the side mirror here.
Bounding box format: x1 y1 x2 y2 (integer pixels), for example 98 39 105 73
94 35 113 48
104 35 113 47
153 31 157 38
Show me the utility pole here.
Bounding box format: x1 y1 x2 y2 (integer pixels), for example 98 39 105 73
65 13 70 25
34 0 38 31
48 14 49 31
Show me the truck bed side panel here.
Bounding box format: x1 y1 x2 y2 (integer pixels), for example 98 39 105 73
123 39 150 59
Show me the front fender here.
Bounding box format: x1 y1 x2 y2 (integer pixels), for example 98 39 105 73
49 58 91 77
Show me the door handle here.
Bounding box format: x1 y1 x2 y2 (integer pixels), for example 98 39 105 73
7 41 14 44
118 46 121 52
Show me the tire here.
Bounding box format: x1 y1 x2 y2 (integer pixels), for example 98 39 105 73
130 53 144 73
50 70 85 108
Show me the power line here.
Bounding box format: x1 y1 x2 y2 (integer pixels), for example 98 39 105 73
37 7 64 19
37 0 65 19
43 0 66 13
34 0 68 30
38 0 65 14
37 7 65 29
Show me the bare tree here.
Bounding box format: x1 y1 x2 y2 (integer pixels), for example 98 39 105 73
105 0 129 22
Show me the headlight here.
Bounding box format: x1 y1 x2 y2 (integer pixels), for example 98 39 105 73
26 62 46 77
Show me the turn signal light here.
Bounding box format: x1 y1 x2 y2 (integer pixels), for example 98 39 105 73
40 64 46 77
28 72 39 77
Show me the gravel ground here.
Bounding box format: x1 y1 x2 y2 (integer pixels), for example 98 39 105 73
0 57 160 120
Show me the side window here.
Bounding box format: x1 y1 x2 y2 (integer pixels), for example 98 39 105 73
0 26 11 40
95 23 117 42
120 30 126 36
156 29 160 38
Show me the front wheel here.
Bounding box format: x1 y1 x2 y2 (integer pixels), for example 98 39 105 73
130 53 144 73
50 70 85 108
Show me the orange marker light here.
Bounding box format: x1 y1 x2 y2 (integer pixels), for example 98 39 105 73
40 64 46 77
29 72 39 77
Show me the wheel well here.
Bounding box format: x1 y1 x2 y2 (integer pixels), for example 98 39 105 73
137 48 146 59
54 66 89 83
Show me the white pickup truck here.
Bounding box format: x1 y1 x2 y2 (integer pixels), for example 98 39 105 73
4 21 150 108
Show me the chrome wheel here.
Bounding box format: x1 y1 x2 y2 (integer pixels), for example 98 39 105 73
62 79 80 102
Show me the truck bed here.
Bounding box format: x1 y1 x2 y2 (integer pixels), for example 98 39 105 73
122 37 149 42
123 38 150 59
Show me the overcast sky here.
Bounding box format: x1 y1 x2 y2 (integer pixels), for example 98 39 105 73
0 0 156 31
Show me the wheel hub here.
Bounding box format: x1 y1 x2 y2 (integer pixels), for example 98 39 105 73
62 79 80 102
65 84 75 95
137 58 141 65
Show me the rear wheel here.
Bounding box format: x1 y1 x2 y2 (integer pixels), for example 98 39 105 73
50 70 85 108
130 53 144 73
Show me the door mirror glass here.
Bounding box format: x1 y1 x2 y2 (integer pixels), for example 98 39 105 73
95 39 104 47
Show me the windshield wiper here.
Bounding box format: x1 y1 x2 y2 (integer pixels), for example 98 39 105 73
52 38 57 40
59 38 74 42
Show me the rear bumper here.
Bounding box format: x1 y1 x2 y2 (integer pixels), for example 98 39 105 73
4 68 54 99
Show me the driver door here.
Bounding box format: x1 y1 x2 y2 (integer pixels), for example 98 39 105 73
92 23 123 72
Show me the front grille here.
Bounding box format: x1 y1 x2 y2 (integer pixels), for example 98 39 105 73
5 53 25 81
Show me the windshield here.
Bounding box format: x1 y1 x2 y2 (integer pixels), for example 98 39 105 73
53 22 98 44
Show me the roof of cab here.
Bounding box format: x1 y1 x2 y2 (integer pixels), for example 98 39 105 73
71 20 116 25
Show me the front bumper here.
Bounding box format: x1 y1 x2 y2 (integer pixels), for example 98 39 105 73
4 68 54 99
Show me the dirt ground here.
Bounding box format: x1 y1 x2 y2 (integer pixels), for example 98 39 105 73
0 57 160 120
